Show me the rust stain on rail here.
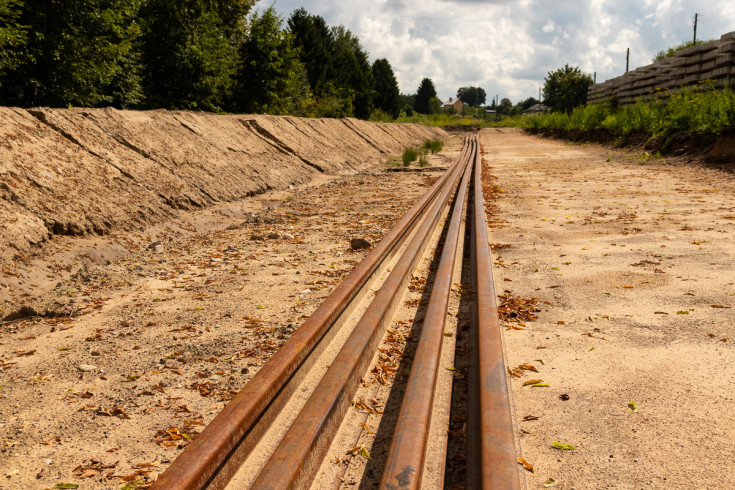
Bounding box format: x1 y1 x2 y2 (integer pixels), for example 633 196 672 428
249 140 472 489
379 139 475 489
469 141 520 489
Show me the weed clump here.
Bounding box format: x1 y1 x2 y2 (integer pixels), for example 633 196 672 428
422 140 444 154
402 147 419 166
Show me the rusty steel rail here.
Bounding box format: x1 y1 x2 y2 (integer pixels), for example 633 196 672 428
249 138 474 489
153 138 472 490
466 138 520 489
379 138 475 489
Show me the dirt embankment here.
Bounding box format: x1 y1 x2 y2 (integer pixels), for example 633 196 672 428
0 108 445 267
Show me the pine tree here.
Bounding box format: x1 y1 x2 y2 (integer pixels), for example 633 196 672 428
288 8 332 96
330 26 373 119
372 59 400 118
414 78 437 114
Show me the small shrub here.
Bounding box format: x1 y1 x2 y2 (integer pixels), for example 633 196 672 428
422 140 444 154
402 147 419 166
418 155 429 167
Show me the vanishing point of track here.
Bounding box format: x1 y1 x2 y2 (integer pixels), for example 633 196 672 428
152 135 520 489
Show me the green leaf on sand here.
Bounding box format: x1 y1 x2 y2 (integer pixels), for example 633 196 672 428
552 441 576 450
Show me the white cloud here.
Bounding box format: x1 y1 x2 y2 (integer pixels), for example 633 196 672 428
261 0 735 103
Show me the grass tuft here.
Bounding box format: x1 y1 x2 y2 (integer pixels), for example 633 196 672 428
402 147 419 166
422 140 444 154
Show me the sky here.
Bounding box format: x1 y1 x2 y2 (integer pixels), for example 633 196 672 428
256 0 735 104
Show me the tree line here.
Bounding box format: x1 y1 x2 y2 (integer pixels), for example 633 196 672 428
0 1 401 118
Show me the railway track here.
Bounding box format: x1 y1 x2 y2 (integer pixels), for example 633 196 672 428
152 135 519 489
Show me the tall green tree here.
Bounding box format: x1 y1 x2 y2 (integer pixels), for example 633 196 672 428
543 64 593 113
329 26 373 119
456 86 486 107
233 7 309 114
0 0 27 80
288 8 332 96
1 0 143 107
140 0 255 111
414 78 437 114
497 97 513 115
372 58 399 118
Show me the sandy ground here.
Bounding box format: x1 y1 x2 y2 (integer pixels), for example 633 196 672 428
0 141 457 489
482 128 735 489
3 124 735 489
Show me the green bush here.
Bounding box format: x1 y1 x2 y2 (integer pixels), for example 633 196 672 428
402 147 418 166
422 140 444 154
418 154 429 167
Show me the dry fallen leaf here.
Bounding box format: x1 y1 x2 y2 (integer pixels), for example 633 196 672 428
522 379 543 386
347 445 371 459
517 457 534 473
543 477 558 487
523 415 539 421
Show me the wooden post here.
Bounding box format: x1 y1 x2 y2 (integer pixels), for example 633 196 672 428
626 48 630 72
693 13 698 44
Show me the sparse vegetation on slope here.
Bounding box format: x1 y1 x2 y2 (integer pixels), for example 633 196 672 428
528 85 735 140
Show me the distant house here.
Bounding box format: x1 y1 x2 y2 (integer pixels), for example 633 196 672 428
441 97 467 114
522 103 549 114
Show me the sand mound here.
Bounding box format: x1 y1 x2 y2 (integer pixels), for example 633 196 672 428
0 107 444 261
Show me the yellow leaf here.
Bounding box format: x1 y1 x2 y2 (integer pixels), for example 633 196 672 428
522 379 542 386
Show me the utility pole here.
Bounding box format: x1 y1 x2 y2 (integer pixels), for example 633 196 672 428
538 87 541 113
626 48 630 72
594 71 597 83
693 13 698 44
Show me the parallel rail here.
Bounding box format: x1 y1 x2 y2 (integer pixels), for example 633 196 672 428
153 134 519 490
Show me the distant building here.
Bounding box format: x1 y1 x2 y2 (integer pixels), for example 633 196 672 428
441 97 467 114
522 103 549 114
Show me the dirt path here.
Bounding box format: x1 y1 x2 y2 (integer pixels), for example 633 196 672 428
482 128 735 489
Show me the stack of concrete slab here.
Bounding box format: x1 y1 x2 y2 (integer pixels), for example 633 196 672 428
588 31 735 105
